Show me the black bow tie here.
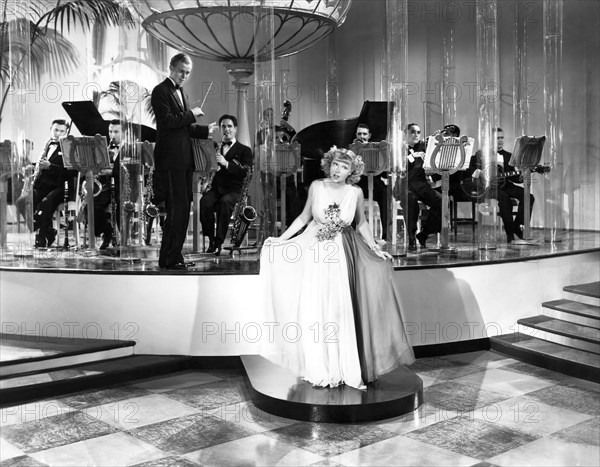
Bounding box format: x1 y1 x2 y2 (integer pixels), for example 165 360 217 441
222 141 232 148
174 84 181 90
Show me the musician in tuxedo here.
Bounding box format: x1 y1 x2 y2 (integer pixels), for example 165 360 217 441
496 127 534 241
200 114 253 256
151 52 208 270
464 128 532 243
354 124 388 241
256 107 299 228
91 119 124 250
397 123 442 250
23 119 77 248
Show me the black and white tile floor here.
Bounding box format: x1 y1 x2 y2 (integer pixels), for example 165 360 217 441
2 351 598 466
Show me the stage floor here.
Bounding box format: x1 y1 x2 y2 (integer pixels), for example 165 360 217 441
0 227 598 275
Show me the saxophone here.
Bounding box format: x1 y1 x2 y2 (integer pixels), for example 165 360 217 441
230 164 257 248
144 164 158 218
30 139 54 189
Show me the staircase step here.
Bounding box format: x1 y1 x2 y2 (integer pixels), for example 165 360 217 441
0 355 192 407
564 282 600 307
0 333 136 377
490 333 599 383
564 281 600 299
542 299 600 329
518 315 600 354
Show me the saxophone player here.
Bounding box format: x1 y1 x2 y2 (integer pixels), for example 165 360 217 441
200 114 253 256
17 119 77 248
92 119 124 250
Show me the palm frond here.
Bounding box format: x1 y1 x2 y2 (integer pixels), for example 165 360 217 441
1 19 79 83
29 23 79 80
38 0 135 36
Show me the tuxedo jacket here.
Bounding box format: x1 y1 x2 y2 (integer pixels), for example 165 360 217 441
33 140 78 196
151 78 208 171
497 148 521 184
210 141 254 196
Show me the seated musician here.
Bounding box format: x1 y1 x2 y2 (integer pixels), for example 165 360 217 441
398 123 442 250
355 123 388 241
495 127 533 242
20 119 77 248
256 108 299 228
111 122 144 246
92 119 124 249
200 114 253 256
14 140 35 231
459 127 532 244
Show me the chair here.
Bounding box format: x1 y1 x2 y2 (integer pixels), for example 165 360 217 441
450 197 477 237
53 173 81 248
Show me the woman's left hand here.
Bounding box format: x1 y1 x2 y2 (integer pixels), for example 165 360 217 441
371 244 392 260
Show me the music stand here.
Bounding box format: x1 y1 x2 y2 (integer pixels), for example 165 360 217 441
275 141 301 233
61 134 110 250
61 101 156 143
191 138 218 253
424 135 473 253
509 136 546 242
349 141 388 236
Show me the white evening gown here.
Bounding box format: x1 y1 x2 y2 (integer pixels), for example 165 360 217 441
260 180 414 389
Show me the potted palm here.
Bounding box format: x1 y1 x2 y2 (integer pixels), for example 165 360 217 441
0 0 134 131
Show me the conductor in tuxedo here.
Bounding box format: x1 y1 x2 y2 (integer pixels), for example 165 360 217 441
200 114 253 256
151 53 208 270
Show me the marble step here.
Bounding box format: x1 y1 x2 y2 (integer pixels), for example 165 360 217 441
490 332 599 383
0 355 192 407
0 333 136 377
563 281 600 307
518 315 600 354
542 299 600 329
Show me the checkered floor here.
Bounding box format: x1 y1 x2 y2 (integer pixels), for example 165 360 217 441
1 351 599 466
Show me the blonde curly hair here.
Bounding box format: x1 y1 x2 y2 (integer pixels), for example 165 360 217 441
321 146 364 185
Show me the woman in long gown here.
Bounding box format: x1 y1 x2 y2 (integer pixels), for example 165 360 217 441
260 147 414 390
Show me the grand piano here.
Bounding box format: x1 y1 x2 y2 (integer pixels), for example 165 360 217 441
292 100 393 190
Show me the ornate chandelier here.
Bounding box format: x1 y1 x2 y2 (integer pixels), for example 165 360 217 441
131 1 352 62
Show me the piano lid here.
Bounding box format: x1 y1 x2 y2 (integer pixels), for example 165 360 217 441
292 101 393 161
61 101 156 143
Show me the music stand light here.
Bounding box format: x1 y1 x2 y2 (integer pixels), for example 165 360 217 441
424 135 474 253
509 135 546 241
60 134 110 250
191 138 218 253
274 141 301 233
349 141 388 237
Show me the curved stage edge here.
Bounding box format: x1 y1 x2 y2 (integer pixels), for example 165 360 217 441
1 234 598 357
242 355 423 423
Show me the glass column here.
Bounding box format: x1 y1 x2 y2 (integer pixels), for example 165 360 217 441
254 3 276 244
386 0 408 251
476 0 499 250
543 0 564 244
0 3 31 255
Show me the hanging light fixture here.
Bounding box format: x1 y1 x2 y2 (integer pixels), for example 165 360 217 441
131 1 352 62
